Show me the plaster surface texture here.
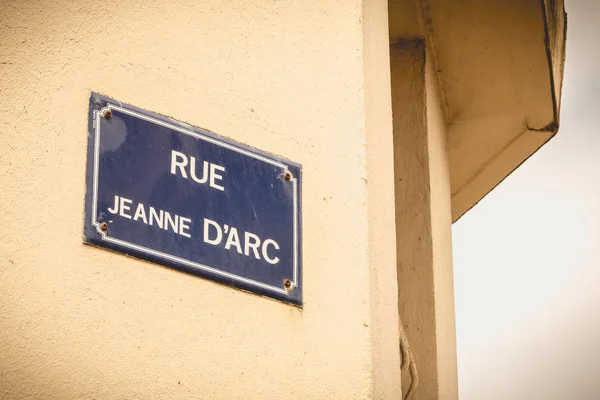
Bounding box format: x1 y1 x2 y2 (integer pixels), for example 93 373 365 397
391 39 457 400
0 0 400 398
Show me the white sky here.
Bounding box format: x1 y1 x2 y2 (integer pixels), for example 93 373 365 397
453 1 600 398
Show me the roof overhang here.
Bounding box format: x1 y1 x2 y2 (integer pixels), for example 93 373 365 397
389 0 567 222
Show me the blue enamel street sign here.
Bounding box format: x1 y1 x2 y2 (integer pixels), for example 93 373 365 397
83 93 302 306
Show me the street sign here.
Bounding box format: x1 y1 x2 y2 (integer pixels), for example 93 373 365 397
83 93 302 306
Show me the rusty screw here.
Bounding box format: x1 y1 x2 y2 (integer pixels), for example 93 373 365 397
100 222 108 232
284 171 292 181
283 279 293 291
102 110 112 120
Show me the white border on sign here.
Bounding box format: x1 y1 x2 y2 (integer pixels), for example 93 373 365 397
91 104 299 296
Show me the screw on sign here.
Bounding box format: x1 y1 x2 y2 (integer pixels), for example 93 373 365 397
283 279 293 292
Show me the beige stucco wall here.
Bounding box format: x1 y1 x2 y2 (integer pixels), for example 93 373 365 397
391 38 457 399
0 0 401 398
362 0 404 397
426 44 458 400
